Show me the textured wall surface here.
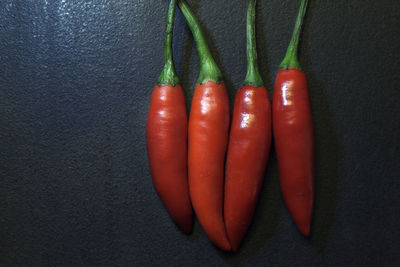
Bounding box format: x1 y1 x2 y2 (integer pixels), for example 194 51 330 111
1 0 399 266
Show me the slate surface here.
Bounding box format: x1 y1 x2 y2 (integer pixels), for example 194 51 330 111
1 0 399 266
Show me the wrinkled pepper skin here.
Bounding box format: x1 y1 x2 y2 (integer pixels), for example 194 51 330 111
272 69 314 236
146 84 193 234
188 81 231 251
224 85 271 251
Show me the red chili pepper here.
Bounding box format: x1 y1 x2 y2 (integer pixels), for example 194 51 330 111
224 0 272 252
146 0 193 234
178 0 231 251
272 0 314 236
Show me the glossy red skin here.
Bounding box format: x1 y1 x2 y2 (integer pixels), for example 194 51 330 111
188 81 231 251
272 69 314 236
146 84 193 234
224 85 272 251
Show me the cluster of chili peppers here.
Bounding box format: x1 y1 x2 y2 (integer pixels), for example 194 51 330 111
146 0 313 251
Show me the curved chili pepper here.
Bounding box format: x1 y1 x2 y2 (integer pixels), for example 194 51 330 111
272 0 314 236
146 0 193 234
178 0 231 251
224 0 272 252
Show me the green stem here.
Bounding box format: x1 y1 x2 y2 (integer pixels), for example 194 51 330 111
279 0 309 70
158 0 180 86
243 0 264 87
178 0 223 84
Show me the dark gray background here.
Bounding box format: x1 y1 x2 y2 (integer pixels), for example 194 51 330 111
1 0 399 266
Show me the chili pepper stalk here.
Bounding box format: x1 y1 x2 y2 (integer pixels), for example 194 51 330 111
243 0 264 87
177 0 223 84
158 0 180 86
279 0 308 70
